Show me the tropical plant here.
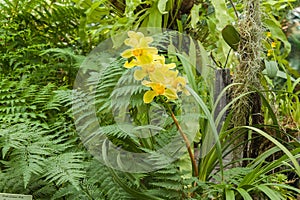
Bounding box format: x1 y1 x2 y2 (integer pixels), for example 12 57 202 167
1 0 299 199
66 30 300 199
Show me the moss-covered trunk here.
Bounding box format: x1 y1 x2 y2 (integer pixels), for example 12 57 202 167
231 0 264 165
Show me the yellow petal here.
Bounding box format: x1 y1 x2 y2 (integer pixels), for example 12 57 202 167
127 31 136 37
173 76 186 88
182 88 190 96
143 90 157 103
149 69 166 83
128 31 144 39
136 31 145 38
165 88 178 100
143 81 159 88
140 37 153 47
152 83 165 94
142 82 166 95
144 63 155 73
124 60 137 68
137 54 153 65
146 47 158 55
165 63 176 69
154 55 165 63
150 68 178 85
125 31 145 47
121 49 133 58
141 80 151 86
124 38 138 47
134 69 147 80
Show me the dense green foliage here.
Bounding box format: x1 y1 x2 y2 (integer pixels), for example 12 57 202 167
0 0 299 199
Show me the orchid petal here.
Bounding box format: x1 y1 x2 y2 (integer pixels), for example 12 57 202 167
124 60 137 68
134 69 147 80
165 88 178 100
143 90 157 103
121 49 133 58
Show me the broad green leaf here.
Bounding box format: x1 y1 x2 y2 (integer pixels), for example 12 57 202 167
176 19 183 33
191 4 201 28
147 5 162 30
258 91 280 129
239 162 263 187
262 183 300 194
276 70 296 81
292 77 300 92
207 1 233 63
225 189 235 200
222 25 240 51
263 60 278 79
210 0 233 30
157 0 168 14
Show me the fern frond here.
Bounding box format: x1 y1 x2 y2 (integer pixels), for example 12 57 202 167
110 69 146 112
0 123 51 188
86 159 131 200
51 184 99 200
145 163 186 199
43 152 86 190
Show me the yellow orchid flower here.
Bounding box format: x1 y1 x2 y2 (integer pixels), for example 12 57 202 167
121 31 189 103
121 31 158 67
124 31 152 47
148 66 189 95
133 55 176 81
172 76 190 95
271 42 277 48
134 63 156 80
142 81 178 103
149 65 179 86
267 49 273 57
153 55 176 69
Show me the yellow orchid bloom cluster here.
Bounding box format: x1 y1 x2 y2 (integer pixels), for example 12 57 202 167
121 31 188 103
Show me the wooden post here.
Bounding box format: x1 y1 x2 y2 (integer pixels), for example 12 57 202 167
214 68 231 133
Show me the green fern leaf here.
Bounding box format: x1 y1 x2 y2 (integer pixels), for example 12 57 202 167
43 152 86 190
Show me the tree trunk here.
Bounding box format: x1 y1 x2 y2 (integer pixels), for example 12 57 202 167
231 0 263 166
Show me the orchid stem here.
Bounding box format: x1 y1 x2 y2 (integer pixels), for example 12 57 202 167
170 112 199 177
161 98 198 177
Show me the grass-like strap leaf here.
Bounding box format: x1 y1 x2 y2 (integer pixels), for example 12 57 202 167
187 86 224 180
255 185 284 200
235 188 252 200
243 126 300 177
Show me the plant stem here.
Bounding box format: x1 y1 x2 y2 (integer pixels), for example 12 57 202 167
229 0 239 20
161 97 198 177
169 111 199 177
